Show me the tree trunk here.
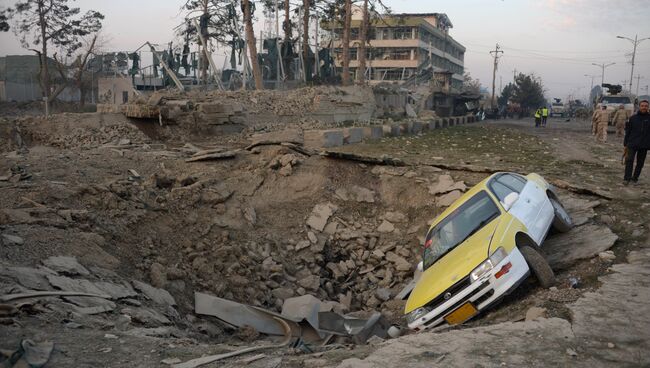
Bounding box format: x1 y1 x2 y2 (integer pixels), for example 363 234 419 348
283 0 291 42
341 0 352 86
282 0 291 79
356 0 368 84
302 0 310 81
38 0 50 115
75 35 97 108
242 0 263 89
200 0 209 85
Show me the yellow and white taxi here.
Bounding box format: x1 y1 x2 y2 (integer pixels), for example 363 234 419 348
405 172 572 331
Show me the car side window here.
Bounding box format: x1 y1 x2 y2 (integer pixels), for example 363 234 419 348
489 174 527 203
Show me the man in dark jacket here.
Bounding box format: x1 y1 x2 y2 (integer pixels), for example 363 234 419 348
624 100 650 184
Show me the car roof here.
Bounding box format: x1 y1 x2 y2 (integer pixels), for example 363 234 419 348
428 172 502 229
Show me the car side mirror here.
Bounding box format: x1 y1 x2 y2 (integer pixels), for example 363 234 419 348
416 261 424 272
502 192 519 211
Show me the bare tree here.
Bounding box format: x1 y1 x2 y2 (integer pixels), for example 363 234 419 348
181 0 232 85
4 0 103 115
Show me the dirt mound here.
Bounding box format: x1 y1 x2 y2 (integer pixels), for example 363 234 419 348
12 113 151 149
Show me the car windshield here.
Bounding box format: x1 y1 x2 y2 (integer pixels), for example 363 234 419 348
422 191 500 270
601 96 631 104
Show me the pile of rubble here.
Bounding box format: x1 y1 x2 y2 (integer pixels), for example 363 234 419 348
8 113 151 150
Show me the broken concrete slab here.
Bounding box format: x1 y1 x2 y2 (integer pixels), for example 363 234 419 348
559 196 600 227
428 175 467 195
322 130 344 148
247 129 304 150
1 233 24 246
121 307 171 326
46 275 137 300
412 121 423 134
185 150 237 162
437 190 462 207
132 280 176 306
377 220 395 233
344 128 364 144
545 224 618 269
306 203 337 232
363 126 383 140
42 256 90 276
0 265 55 291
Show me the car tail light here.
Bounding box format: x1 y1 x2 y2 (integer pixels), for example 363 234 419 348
494 262 512 279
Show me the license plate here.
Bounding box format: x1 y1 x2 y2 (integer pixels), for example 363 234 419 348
444 302 478 325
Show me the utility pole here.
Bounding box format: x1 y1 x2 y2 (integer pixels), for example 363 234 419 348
490 43 503 109
636 74 643 96
617 34 649 93
592 62 615 85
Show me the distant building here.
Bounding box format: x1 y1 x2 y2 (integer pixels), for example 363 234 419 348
324 10 465 88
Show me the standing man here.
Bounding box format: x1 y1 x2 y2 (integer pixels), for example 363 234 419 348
624 100 650 184
612 104 629 138
541 105 549 127
534 107 542 127
592 104 609 142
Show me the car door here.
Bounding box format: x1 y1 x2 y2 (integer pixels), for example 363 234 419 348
488 173 548 245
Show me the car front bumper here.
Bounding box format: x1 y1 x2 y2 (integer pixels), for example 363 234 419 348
407 247 530 331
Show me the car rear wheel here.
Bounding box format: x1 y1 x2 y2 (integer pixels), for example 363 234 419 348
550 197 573 233
520 245 555 288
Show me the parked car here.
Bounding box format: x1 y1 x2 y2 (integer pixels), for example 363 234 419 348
404 172 572 331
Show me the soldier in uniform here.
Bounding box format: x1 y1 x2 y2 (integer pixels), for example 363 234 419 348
592 104 609 142
612 104 629 138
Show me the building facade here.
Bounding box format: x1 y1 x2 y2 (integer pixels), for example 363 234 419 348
325 10 465 88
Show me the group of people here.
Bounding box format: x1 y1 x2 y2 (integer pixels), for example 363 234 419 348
592 100 650 184
534 106 549 127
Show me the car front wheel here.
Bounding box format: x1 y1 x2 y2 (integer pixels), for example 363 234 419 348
550 197 573 233
520 245 556 288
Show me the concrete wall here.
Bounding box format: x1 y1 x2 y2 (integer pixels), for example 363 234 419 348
98 76 136 105
2 81 41 102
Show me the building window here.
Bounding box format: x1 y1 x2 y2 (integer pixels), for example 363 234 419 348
393 27 412 40
351 28 359 40
388 48 411 60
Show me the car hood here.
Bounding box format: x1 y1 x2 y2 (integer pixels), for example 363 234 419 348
405 217 501 313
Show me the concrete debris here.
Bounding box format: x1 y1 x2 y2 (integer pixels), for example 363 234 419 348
132 280 177 306
436 190 462 207
247 129 304 150
46 275 137 300
428 174 467 195
42 256 90 276
598 251 616 261
545 224 618 269
525 307 547 321
1 233 24 245
186 150 237 162
383 211 407 223
121 307 172 326
306 203 338 232
0 340 54 368
376 220 395 233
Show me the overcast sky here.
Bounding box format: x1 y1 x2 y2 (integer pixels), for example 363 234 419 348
1 0 649 101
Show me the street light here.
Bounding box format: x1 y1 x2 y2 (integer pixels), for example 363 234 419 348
616 35 649 93
584 74 598 106
592 62 615 86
